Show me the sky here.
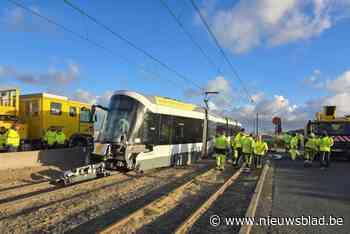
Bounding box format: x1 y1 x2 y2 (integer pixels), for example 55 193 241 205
1 0 350 132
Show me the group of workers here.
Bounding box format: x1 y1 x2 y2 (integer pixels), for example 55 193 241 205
0 125 21 152
214 129 269 172
283 132 334 169
42 126 67 149
0 125 67 152
214 129 334 171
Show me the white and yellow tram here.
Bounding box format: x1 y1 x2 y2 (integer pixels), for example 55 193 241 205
93 90 242 171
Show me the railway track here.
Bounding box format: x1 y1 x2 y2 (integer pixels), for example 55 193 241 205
0 162 213 233
0 171 122 212
99 166 246 234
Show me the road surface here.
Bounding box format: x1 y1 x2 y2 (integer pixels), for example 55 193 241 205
265 155 350 234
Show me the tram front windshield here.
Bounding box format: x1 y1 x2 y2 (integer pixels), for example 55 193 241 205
100 95 139 143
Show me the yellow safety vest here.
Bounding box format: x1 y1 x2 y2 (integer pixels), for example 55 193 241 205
0 133 7 149
242 136 254 154
305 138 318 150
232 133 242 149
254 140 268 156
290 136 299 148
298 134 304 145
319 136 334 152
56 132 66 145
283 134 291 144
215 135 228 149
6 129 20 147
44 131 57 146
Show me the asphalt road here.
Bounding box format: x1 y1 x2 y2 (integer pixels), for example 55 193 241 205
269 155 350 234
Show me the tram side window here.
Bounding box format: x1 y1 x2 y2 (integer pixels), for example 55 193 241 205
142 112 159 145
159 115 172 145
184 118 203 143
173 117 185 144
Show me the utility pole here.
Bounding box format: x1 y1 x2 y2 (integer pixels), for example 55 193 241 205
256 112 259 136
202 91 219 158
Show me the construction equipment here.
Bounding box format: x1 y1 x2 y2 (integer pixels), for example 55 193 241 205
0 88 95 151
55 162 110 185
306 106 350 157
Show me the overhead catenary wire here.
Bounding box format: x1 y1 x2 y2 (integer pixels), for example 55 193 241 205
6 0 187 91
189 0 252 102
158 0 223 77
63 0 203 91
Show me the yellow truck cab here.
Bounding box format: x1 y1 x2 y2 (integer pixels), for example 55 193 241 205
0 89 28 141
0 88 95 151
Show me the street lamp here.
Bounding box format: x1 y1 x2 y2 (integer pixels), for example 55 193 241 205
202 91 219 158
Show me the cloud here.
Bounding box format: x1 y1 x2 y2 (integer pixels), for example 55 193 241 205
185 75 241 111
228 94 315 132
326 70 350 93
72 89 113 106
304 69 324 88
317 70 350 116
184 76 309 131
251 92 264 103
0 63 80 86
324 92 350 116
200 0 349 53
2 6 50 32
185 70 350 131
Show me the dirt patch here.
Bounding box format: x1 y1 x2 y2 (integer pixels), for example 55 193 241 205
0 166 62 186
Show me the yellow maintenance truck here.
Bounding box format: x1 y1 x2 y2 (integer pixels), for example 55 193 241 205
306 106 350 157
0 88 95 151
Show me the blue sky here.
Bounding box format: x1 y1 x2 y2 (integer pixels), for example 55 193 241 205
1 0 350 130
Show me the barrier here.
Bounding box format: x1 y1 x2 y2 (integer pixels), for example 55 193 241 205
0 148 88 171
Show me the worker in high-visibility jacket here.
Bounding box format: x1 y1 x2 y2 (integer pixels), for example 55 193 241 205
241 133 255 170
283 133 291 153
298 134 304 148
289 133 299 160
55 127 67 148
253 135 268 169
319 132 334 169
0 127 7 151
231 130 244 167
304 133 319 166
43 127 57 149
214 131 229 170
6 125 20 152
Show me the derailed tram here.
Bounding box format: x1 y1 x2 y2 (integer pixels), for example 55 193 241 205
93 90 242 171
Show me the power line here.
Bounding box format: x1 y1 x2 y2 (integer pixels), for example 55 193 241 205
6 0 186 91
158 0 222 76
63 0 203 91
189 0 252 102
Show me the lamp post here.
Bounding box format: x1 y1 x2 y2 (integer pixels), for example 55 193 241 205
202 91 219 158
256 112 259 136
